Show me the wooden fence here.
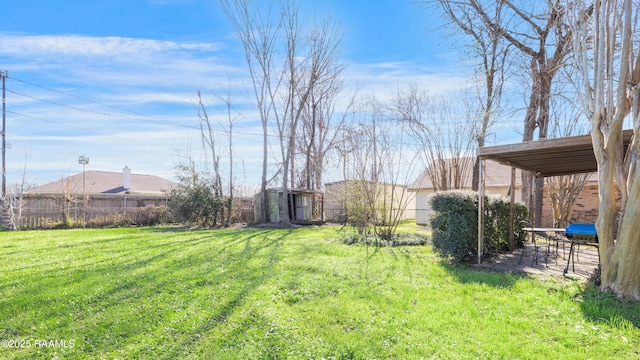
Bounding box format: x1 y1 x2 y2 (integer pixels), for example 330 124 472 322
6 193 169 229
2 193 255 229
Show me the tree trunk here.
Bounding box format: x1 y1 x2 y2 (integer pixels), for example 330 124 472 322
261 121 269 223
598 128 640 299
521 65 540 224
566 0 639 299
596 148 624 293
607 181 640 299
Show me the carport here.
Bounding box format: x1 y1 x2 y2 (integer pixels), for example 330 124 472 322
475 130 634 263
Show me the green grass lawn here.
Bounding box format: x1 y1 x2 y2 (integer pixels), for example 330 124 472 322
0 226 638 359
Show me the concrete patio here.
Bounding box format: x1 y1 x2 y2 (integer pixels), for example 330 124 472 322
475 241 600 280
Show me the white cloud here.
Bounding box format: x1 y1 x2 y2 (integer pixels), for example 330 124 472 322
1 32 476 189
0 34 220 58
344 62 468 100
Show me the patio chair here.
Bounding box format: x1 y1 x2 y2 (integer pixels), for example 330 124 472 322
517 220 552 266
551 219 573 259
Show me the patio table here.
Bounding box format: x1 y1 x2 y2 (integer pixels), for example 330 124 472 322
519 227 568 266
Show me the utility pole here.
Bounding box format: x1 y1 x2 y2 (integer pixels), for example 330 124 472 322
78 155 89 228
1 70 7 199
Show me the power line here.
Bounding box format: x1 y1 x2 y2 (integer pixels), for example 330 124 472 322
7 89 112 117
8 75 199 129
5 78 272 138
11 77 227 131
4 75 477 150
11 76 120 108
7 110 103 132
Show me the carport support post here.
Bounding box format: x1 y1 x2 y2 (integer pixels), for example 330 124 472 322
509 167 516 251
477 158 485 264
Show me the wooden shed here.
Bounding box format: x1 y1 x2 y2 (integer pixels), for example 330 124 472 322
253 188 324 225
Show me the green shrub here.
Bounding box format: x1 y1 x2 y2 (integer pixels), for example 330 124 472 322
338 232 371 245
88 206 171 228
430 191 479 263
339 231 429 247
128 205 170 226
429 190 528 264
168 165 230 227
484 194 528 253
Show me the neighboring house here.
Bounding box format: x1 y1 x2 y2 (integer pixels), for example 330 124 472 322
410 157 603 227
15 167 176 228
324 181 416 223
409 158 523 225
253 188 324 225
28 166 175 195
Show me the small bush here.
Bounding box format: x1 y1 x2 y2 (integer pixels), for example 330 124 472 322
168 166 230 227
390 233 430 247
339 232 371 245
339 232 429 247
90 213 134 228
89 206 171 228
128 205 170 226
484 194 528 253
53 220 77 229
429 190 528 264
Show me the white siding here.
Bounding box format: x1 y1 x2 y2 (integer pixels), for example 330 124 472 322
414 191 435 225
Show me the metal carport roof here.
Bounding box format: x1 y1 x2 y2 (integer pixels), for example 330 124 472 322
475 129 634 264
478 129 634 176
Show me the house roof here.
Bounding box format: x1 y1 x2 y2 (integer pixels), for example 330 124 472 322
258 187 323 196
409 157 522 191
27 170 176 195
479 130 634 176
325 180 408 189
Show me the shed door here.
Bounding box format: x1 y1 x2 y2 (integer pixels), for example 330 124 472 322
295 195 307 220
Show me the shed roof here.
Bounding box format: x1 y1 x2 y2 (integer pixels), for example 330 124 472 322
478 130 634 176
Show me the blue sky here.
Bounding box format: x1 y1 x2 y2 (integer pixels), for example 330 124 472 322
0 0 471 191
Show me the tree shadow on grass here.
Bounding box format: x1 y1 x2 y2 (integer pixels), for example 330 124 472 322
0 227 292 358
163 230 288 358
439 260 524 288
578 285 640 329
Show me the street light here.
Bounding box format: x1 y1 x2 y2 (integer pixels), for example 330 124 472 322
78 155 89 227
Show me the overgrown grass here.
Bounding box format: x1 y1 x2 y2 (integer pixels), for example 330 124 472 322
0 226 638 359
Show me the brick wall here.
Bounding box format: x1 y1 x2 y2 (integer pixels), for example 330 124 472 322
541 183 621 226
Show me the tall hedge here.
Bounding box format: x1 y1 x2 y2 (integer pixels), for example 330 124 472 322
429 190 528 264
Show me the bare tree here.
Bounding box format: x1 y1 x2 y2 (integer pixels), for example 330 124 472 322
337 113 379 235
220 0 343 225
294 61 351 191
336 97 419 241
219 0 281 223
196 90 226 211
568 0 640 299
215 88 242 225
426 0 574 225
60 173 77 227
4 151 32 230
424 0 511 190
397 85 476 191
194 87 243 226
276 4 343 225
545 92 590 226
